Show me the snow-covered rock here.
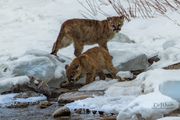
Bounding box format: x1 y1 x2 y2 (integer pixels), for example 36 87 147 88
0 76 30 94
117 92 179 120
0 50 71 88
111 50 149 71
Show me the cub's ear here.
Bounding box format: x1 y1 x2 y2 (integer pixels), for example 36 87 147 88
65 64 69 70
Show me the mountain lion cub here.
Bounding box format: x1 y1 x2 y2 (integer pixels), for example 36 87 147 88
51 16 124 56
65 47 118 84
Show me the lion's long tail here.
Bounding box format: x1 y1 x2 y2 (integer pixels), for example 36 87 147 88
50 24 65 56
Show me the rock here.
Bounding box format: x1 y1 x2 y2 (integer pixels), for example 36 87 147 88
10 78 51 98
58 91 104 104
111 50 149 71
0 76 30 94
163 62 180 70
49 88 70 99
10 50 71 89
52 106 71 118
100 116 116 120
7 102 29 108
38 101 53 109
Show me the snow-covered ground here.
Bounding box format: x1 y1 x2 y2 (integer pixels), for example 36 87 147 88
0 0 180 120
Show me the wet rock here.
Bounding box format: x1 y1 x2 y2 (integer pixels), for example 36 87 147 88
7 102 29 108
100 116 116 120
53 106 71 118
60 82 84 90
111 50 149 71
38 101 53 109
49 88 70 99
58 91 104 104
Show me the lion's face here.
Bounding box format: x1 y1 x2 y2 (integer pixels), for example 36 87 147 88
107 16 124 33
65 59 82 83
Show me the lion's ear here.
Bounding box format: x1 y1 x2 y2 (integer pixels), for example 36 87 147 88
107 17 112 21
65 64 69 70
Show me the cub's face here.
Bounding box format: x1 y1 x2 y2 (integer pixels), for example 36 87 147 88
65 59 82 83
107 16 124 33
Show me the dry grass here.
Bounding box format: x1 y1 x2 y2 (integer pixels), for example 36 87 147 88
77 0 180 22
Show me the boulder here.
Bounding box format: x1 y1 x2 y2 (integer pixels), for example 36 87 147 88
111 50 149 71
52 106 71 118
0 76 30 94
9 50 71 88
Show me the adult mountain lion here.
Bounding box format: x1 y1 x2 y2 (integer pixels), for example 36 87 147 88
51 16 124 56
65 47 118 84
